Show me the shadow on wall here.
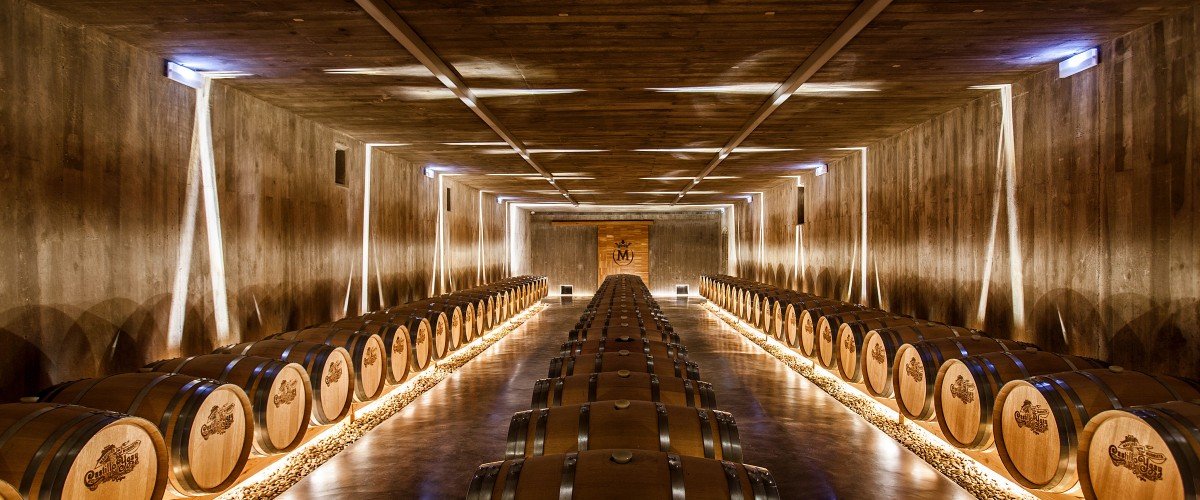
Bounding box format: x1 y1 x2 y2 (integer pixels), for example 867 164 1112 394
0 295 211 403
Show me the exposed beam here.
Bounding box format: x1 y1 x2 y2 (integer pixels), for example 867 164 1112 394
673 0 892 204
355 0 577 205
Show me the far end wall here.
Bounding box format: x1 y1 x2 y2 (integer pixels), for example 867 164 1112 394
528 211 726 296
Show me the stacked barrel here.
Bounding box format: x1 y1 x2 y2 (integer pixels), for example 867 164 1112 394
701 274 1200 500
0 276 546 500
468 274 780 499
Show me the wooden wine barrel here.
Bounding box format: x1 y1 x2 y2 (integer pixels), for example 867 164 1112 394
893 336 1036 420
531 372 716 409
1079 400 1200 500
560 338 687 361
815 310 902 369
272 328 387 402
215 339 354 425
860 323 986 398
835 316 925 382
37 373 254 495
468 450 779 500
144 354 313 455
506 401 741 461
776 297 840 348
933 350 1108 450
453 293 495 330
389 307 451 359
797 304 866 357
566 326 681 345
0 403 167 500
548 354 701 381
993 367 1200 492
0 479 16 500
331 318 413 385
574 319 672 336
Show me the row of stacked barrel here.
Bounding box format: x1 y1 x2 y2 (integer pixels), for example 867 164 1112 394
466 274 780 499
700 275 1200 500
0 276 547 500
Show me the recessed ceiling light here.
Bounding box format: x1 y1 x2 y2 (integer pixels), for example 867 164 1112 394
392 87 585 100
626 191 722 195
640 176 740 181
442 141 510 146
646 82 880 95
480 148 607 154
635 147 722 153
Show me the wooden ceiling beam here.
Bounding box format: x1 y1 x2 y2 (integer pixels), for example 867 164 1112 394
673 0 892 204
355 0 578 205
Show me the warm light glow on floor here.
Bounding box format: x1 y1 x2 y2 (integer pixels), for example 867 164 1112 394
215 302 548 500
702 302 1035 500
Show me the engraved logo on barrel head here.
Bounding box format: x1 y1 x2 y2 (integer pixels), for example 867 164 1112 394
842 334 855 352
273 379 298 408
325 359 344 385
84 440 141 491
821 327 832 343
871 344 886 364
363 345 379 366
950 375 975 404
200 403 237 440
1108 435 1166 482
392 338 406 355
904 357 924 382
1013 400 1050 435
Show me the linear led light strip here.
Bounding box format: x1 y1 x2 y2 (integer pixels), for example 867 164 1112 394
356 0 577 206
701 302 1035 500
216 301 549 500
673 0 892 204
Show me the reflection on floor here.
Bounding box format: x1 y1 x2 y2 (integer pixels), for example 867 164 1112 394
279 297 971 499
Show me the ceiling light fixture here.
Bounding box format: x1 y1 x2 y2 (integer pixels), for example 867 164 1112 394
1058 47 1100 78
442 141 510 146
639 176 740 181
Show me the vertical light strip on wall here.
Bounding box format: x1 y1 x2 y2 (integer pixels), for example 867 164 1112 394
360 145 373 314
195 79 234 344
434 174 445 294
504 202 512 277
975 116 1006 327
997 85 1025 334
970 84 1025 333
857 148 869 304
758 193 766 276
166 88 206 354
477 190 484 285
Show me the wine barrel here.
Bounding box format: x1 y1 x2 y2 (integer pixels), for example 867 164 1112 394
893 336 1036 421
0 403 167 500
815 310 903 369
0 479 16 500
506 401 741 461
933 350 1107 450
1079 400 1200 500
993 367 1200 492
548 354 701 381
568 326 680 344
531 372 716 409
797 304 865 357
835 317 925 382
144 354 313 455
468 450 779 500
389 307 451 359
776 297 840 348
860 324 986 398
272 328 387 402
330 318 413 385
37 374 254 495
215 339 354 425
560 338 687 361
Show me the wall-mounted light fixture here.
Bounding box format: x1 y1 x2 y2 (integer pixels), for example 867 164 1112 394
814 164 828 176
424 166 437 179
1058 48 1100 78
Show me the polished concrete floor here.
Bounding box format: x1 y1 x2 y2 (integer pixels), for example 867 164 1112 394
281 297 971 499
